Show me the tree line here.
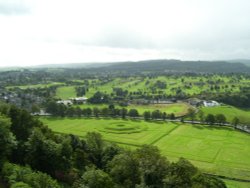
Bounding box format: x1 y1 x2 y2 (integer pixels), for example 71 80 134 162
45 101 176 120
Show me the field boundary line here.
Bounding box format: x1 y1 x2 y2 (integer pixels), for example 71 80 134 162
150 124 180 145
203 173 250 182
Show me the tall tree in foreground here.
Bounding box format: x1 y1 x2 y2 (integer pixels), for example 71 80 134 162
108 151 140 188
73 167 114 188
0 116 16 168
136 145 169 188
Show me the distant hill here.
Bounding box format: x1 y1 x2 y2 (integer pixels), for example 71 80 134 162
228 59 250 67
31 62 112 69
2 59 250 74
96 59 250 74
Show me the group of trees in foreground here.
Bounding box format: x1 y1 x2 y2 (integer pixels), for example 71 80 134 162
0 102 226 187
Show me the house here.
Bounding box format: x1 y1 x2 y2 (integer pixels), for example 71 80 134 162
57 100 73 106
31 109 51 116
70 96 88 104
203 100 220 107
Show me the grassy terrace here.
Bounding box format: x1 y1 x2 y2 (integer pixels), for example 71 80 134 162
41 117 250 183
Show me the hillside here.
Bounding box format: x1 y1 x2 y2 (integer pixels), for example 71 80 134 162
97 59 250 74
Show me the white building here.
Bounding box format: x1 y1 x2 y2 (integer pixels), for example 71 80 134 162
70 96 88 104
203 100 220 107
57 100 73 106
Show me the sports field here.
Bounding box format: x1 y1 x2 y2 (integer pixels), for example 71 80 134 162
41 117 250 184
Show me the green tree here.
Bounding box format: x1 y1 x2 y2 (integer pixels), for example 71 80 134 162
143 111 151 121
74 167 114 188
31 104 40 114
136 145 169 187
232 117 240 129
215 114 227 125
188 108 196 123
93 107 100 118
120 108 128 119
198 110 204 123
86 132 104 168
169 113 175 120
164 158 198 187
151 110 162 120
162 112 167 121
205 114 215 125
108 151 140 188
192 173 226 188
128 109 139 118
25 129 72 176
0 116 16 168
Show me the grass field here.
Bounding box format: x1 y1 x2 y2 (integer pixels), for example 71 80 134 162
127 103 192 116
223 179 250 188
75 102 192 116
56 86 77 99
41 117 250 183
200 105 250 124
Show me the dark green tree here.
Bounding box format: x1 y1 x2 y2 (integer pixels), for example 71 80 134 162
143 111 151 121
108 151 140 188
136 145 169 187
215 114 227 125
232 117 240 129
0 116 16 168
205 114 215 125
128 109 139 118
74 167 114 188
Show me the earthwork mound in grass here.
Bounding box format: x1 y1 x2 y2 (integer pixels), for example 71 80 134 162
99 121 148 134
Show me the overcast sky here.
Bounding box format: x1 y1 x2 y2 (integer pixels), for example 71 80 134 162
0 0 250 67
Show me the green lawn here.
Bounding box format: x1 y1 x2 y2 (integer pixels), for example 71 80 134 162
56 86 77 99
200 105 250 124
127 102 192 116
223 179 250 188
75 102 192 116
41 117 250 182
41 117 178 147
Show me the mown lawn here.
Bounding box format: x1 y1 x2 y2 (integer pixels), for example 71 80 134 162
40 117 250 182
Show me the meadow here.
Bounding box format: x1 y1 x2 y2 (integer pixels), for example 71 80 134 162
200 105 250 124
41 117 250 183
56 86 77 99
